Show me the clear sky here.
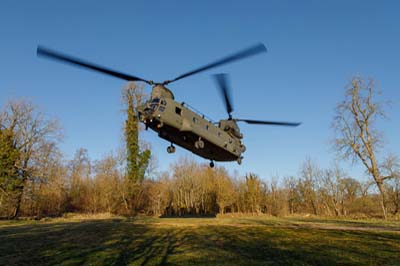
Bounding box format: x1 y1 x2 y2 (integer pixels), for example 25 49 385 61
1 0 399 181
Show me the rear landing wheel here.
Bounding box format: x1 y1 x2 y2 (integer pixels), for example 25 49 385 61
237 156 243 165
210 161 215 168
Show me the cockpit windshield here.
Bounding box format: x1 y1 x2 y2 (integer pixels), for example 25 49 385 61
149 98 160 111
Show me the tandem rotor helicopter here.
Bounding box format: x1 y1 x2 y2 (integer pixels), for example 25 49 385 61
37 43 300 168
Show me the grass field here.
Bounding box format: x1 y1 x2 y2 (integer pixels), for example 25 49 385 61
0 215 399 266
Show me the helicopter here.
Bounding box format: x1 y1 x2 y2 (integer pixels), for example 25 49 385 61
37 43 301 167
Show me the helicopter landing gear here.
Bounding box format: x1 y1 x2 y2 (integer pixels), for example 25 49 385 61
194 138 205 149
167 144 176 154
209 160 215 168
237 156 243 165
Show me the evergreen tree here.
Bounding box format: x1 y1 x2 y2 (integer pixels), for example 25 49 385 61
0 128 21 217
123 83 151 183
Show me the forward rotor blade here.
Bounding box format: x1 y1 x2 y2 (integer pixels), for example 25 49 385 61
37 46 151 84
213 73 233 116
235 119 301 127
165 43 267 84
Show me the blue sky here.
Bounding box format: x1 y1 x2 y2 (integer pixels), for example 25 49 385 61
1 0 399 181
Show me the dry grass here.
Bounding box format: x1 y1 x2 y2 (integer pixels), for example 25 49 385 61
59 212 125 221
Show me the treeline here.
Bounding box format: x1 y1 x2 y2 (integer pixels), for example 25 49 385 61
1 137 399 218
1 78 400 219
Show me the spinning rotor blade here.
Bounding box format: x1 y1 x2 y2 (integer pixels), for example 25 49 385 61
164 43 267 84
235 119 301 127
213 73 233 116
37 46 151 84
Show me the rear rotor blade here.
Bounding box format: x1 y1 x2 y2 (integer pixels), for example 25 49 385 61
213 73 233 116
236 119 301 127
37 46 151 84
164 43 267 84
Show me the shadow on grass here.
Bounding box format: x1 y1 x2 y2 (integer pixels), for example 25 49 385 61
0 218 399 266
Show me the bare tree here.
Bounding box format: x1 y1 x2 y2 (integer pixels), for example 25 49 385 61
284 176 298 215
214 167 235 214
0 99 62 218
67 148 91 212
264 177 288 216
244 174 263 214
320 168 343 216
298 158 321 215
382 155 400 215
333 77 398 218
28 149 67 217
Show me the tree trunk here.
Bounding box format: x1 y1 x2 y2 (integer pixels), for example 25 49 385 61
311 199 318 215
332 198 340 216
376 181 387 219
11 189 23 219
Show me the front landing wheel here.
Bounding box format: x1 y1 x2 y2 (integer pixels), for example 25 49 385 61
210 161 215 168
167 145 176 154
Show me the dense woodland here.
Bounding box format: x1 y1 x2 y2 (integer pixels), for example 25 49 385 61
1 79 399 219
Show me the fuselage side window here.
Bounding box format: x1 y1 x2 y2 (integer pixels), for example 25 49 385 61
175 107 182 115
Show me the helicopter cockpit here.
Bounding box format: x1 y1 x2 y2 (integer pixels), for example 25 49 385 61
143 98 167 113
149 98 160 111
